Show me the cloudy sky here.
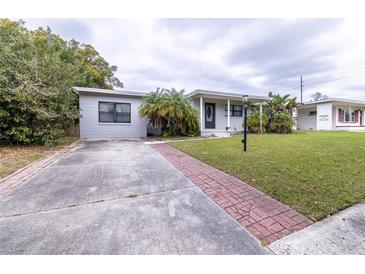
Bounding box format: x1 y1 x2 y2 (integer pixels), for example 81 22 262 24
24 18 365 101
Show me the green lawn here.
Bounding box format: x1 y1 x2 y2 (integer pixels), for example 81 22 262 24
171 131 365 220
0 136 78 180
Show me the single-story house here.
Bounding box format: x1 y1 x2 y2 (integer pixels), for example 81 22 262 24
297 98 365 131
77 86 365 138
75 87 270 139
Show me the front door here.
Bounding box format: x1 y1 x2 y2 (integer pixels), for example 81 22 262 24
205 103 215 129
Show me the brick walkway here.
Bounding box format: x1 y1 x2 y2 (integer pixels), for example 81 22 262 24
0 141 80 197
152 143 313 244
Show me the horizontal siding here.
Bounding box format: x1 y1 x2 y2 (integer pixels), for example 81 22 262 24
79 94 147 139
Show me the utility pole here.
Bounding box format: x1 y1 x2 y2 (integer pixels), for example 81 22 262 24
300 75 303 104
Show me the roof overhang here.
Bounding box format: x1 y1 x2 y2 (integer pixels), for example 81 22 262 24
74 87 147 97
301 98 365 108
186 89 271 104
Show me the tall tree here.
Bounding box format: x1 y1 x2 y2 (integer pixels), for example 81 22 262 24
0 19 123 145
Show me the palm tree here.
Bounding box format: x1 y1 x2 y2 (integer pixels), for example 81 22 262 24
138 88 166 129
139 88 200 136
266 92 299 133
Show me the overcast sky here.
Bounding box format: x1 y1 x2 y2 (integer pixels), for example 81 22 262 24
24 18 365 101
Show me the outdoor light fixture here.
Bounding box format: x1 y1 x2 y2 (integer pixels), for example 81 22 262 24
242 95 249 152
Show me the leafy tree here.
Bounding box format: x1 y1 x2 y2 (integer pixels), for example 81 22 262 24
311 92 328 101
0 19 123 145
139 88 200 137
71 41 123 89
265 92 299 134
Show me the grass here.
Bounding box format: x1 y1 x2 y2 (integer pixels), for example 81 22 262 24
171 131 365 220
0 136 78 180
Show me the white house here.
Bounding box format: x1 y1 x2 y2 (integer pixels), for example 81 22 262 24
75 87 270 139
187 89 271 136
297 98 365 131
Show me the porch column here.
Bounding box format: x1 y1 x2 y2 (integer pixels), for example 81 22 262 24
259 103 263 131
227 98 230 130
200 96 203 131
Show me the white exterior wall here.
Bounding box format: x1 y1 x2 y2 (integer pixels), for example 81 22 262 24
297 107 317 130
193 98 244 130
316 102 333 130
79 93 147 139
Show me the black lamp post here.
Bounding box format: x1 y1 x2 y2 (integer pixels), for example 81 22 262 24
242 95 248 151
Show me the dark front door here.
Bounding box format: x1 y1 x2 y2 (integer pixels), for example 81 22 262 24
205 103 215 129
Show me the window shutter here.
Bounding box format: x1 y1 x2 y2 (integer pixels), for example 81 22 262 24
355 110 359 123
338 108 341 122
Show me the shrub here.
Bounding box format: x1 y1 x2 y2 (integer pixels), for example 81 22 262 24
269 112 294 134
139 88 200 137
265 92 299 134
247 109 267 134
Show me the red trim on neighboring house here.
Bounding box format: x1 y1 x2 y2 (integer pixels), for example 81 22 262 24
355 110 359 123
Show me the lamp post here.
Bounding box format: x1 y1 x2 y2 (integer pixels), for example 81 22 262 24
242 95 248 151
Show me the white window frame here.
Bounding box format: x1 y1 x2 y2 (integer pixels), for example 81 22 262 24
340 107 355 123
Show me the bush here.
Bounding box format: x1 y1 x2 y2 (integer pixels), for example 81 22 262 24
139 88 200 137
247 109 267 134
265 92 298 134
269 112 294 134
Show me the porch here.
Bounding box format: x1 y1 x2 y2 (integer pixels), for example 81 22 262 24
187 89 270 136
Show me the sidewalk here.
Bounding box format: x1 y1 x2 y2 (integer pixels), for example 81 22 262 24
152 143 313 244
269 203 365 254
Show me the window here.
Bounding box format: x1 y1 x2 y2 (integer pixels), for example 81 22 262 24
308 111 317 116
225 104 243 117
99 102 131 123
339 108 356 123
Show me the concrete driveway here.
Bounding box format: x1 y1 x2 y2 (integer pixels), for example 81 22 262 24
0 140 269 254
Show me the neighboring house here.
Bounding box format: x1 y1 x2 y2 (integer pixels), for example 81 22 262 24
187 89 270 136
75 87 148 139
297 98 365 131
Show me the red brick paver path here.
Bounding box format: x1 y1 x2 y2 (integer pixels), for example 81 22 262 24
0 141 80 197
152 143 313 244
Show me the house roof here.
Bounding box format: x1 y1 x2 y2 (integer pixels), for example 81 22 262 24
74 87 147 97
186 89 271 103
302 98 365 107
